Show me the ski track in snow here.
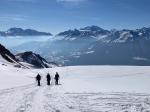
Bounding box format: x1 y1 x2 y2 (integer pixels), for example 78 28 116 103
0 83 150 112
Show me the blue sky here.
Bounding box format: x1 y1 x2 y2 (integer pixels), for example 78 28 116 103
0 0 150 34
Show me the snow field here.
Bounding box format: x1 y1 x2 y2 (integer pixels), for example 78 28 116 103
0 65 150 111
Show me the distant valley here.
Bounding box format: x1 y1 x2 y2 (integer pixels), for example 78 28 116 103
1 26 150 66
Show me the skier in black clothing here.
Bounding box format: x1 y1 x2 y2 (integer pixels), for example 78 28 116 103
36 74 41 86
46 73 51 85
54 72 59 85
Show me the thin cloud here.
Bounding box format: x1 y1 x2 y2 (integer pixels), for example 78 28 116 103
0 14 28 22
57 0 86 2
56 0 88 8
6 0 36 2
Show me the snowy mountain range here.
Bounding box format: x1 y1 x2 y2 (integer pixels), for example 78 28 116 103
7 26 150 65
58 26 150 65
0 28 52 36
56 26 150 42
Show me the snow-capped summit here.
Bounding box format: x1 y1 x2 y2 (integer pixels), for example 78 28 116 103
56 25 109 40
80 25 107 32
135 27 150 39
104 28 150 43
57 29 80 38
108 30 135 43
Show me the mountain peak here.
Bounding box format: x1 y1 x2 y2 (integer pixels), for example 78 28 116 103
56 26 109 39
16 51 55 68
80 25 104 31
0 28 52 36
8 27 23 31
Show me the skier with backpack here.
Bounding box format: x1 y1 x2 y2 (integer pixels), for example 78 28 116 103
46 73 51 85
54 72 60 85
36 74 41 86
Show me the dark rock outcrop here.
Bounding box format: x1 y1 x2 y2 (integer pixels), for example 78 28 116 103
0 44 17 63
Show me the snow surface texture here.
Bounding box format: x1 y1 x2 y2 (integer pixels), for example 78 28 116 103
0 64 150 112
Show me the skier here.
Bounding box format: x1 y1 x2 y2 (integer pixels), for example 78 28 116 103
36 74 41 86
54 72 60 85
46 73 51 85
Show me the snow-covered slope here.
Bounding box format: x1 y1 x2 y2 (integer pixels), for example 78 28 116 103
0 65 150 112
0 62 34 89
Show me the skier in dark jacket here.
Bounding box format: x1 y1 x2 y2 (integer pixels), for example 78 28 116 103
46 73 51 85
36 74 41 86
54 72 59 85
